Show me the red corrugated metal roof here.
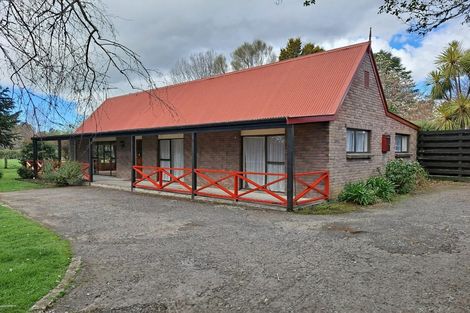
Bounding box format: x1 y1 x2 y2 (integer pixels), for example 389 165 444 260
77 41 410 134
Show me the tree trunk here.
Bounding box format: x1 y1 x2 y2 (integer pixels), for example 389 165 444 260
4 157 7 169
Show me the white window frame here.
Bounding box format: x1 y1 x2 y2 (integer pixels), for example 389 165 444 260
346 128 370 153
395 134 409 153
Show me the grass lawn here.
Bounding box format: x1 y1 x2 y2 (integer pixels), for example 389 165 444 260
0 160 46 192
0 205 71 313
295 201 362 215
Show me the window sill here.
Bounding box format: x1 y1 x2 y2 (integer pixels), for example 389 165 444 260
346 153 372 160
395 152 411 158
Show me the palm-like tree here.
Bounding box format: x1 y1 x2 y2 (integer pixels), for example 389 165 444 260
428 41 470 130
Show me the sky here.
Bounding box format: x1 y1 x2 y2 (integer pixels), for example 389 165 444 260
5 0 470 130
101 0 470 96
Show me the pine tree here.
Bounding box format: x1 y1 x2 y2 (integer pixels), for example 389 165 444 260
0 87 20 148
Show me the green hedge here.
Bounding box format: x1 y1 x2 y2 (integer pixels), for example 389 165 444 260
338 160 427 206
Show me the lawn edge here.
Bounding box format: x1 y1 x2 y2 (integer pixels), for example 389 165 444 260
29 256 81 313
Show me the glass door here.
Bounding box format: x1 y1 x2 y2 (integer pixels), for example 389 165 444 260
243 137 266 189
243 135 285 192
159 139 184 181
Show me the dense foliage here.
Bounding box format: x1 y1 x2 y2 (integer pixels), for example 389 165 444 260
338 160 427 205
19 142 57 165
385 159 428 194
279 38 323 61
338 181 378 205
374 50 420 117
42 161 83 186
17 166 34 179
366 175 396 202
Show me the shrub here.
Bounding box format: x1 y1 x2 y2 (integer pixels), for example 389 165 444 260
338 181 377 205
366 176 395 202
17 166 34 179
41 160 57 183
385 159 428 194
54 161 83 186
0 170 3 179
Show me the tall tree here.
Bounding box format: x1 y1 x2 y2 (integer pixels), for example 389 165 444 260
303 0 470 35
170 51 228 84
0 87 20 149
374 50 419 117
231 40 277 71
427 41 470 129
279 38 323 61
0 0 158 130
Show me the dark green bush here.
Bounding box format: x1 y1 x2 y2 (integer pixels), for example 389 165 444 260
366 176 395 202
385 160 428 194
41 160 57 183
19 142 56 166
0 170 3 179
41 161 83 186
54 162 83 186
17 166 34 179
338 181 377 205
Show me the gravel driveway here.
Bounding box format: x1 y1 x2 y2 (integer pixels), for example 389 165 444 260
1 183 469 313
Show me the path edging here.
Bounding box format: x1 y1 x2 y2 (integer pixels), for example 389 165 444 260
30 256 82 312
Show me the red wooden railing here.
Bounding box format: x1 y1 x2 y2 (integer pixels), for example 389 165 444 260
25 160 44 171
132 166 329 207
81 163 91 182
133 166 192 193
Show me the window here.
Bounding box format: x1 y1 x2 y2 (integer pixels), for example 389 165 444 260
395 134 409 153
92 142 116 174
346 129 370 153
364 70 370 88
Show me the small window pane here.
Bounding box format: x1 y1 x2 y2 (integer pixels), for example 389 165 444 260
355 131 368 153
395 134 409 152
267 136 285 162
346 130 355 152
159 140 170 159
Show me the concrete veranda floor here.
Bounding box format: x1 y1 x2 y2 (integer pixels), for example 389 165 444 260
1 183 469 312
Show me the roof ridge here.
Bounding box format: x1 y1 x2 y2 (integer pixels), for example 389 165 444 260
105 41 371 101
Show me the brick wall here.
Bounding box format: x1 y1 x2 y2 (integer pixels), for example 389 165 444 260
328 53 418 196
185 131 241 188
142 135 157 166
294 123 329 173
75 138 89 163
116 136 132 179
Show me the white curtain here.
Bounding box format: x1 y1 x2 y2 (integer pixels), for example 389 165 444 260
171 139 184 179
267 136 285 192
243 137 265 188
346 129 355 152
355 131 368 152
159 140 171 181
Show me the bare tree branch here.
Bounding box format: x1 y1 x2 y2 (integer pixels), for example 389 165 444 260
0 0 167 133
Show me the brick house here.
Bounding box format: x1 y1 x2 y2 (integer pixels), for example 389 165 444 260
33 41 418 210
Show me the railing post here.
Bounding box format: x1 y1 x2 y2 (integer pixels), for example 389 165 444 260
131 135 136 191
88 137 93 183
32 139 38 179
324 172 330 200
233 172 239 201
57 139 62 166
286 124 295 211
191 132 197 199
